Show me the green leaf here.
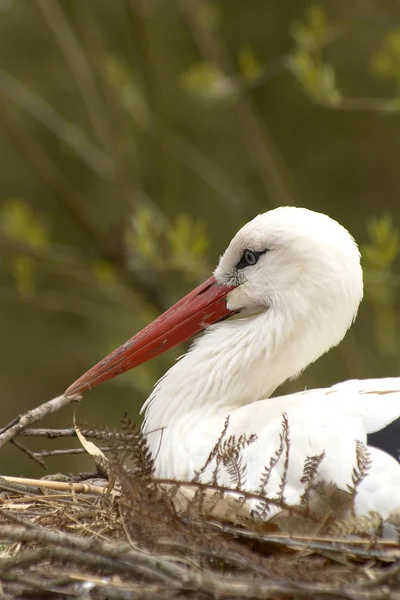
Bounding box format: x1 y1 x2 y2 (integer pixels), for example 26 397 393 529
93 260 119 287
103 55 148 124
238 47 263 84
0 199 48 249
362 215 399 357
11 255 35 298
180 61 235 102
289 51 341 106
290 5 328 51
371 28 400 86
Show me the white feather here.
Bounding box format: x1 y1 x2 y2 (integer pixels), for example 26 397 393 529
141 207 400 518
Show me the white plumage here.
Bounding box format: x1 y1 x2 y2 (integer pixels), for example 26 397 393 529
141 208 400 517
67 207 400 519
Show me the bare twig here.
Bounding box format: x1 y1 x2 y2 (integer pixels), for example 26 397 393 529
0 394 82 450
33 446 122 458
10 439 47 470
0 524 398 600
19 428 78 437
213 523 400 562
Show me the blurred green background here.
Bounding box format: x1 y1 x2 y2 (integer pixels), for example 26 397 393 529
1 0 400 476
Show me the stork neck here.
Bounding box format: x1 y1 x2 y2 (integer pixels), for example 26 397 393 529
142 305 329 432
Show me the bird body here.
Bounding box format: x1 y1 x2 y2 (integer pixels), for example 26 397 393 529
66 207 400 519
143 377 400 517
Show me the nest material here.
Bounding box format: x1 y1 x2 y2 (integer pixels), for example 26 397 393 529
1 477 400 600
0 417 400 599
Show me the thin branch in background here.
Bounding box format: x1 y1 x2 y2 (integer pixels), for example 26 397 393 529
0 69 113 178
2 115 167 314
1 111 106 247
35 0 110 149
56 0 140 265
83 2 251 216
0 233 147 315
126 99 254 214
341 97 400 112
0 286 132 324
176 0 300 209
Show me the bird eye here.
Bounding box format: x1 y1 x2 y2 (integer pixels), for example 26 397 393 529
236 249 267 270
244 250 257 265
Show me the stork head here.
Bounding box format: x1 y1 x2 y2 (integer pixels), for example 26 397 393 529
215 206 363 317
65 207 363 396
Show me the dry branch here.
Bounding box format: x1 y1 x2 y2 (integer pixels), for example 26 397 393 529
0 393 82 449
0 523 398 600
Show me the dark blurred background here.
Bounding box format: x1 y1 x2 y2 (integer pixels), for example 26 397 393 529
1 0 400 476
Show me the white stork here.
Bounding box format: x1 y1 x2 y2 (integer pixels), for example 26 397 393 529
66 207 400 518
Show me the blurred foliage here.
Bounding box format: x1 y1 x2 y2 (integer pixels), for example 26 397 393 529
372 28 400 88
0 199 49 297
127 204 209 277
289 5 342 106
1 0 400 474
362 216 399 359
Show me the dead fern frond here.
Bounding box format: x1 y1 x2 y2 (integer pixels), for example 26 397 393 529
71 420 136 444
119 414 155 481
277 414 290 503
257 414 290 498
300 451 326 508
225 452 247 490
347 441 371 515
218 432 256 489
330 511 383 537
193 416 230 483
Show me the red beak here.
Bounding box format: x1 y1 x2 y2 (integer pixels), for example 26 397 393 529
65 276 236 396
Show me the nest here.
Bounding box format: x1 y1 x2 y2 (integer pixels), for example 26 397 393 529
0 414 400 599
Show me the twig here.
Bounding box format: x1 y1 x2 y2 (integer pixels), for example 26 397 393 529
0 394 82 449
212 523 400 562
10 439 47 470
0 525 397 600
33 446 122 458
361 560 400 588
0 525 185 584
19 428 78 437
0 476 108 495
0 416 20 435
19 427 134 439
